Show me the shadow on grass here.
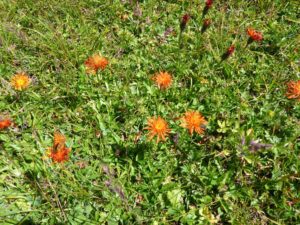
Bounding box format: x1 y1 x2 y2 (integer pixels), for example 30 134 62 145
111 142 150 164
249 41 280 56
18 218 40 225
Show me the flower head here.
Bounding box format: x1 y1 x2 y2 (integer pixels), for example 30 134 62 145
48 131 70 163
226 45 235 56
247 28 263 41
205 0 213 8
10 72 31 91
85 54 108 74
222 45 235 60
54 131 66 146
152 71 172 89
181 111 207 135
203 19 211 28
144 116 171 143
180 14 190 31
286 80 300 101
0 117 12 129
201 19 211 33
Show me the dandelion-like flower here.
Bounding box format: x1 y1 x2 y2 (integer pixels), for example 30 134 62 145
286 80 300 101
48 131 70 163
10 72 31 91
0 117 12 129
85 54 108 74
152 71 172 89
246 28 263 42
144 116 171 143
181 111 207 135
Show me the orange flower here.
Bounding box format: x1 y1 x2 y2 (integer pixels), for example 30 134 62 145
48 131 70 163
286 80 300 101
0 117 12 129
85 54 108 74
152 71 172 89
246 28 263 41
144 116 171 143
181 111 207 135
53 131 66 146
10 72 31 90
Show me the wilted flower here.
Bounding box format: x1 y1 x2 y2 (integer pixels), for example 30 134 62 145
286 80 300 101
172 132 180 145
135 194 144 205
159 27 175 44
152 71 172 89
133 2 142 17
10 72 31 91
249 140 272 151
240 136 272 152
144 116 171 143
85 54 108 74
181 111 207 135
114 185 126 200
102 164 110 175
164 27 174 37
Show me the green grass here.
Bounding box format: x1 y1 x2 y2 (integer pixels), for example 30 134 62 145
0 0 300 224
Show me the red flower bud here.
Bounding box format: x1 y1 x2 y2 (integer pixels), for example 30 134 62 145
201 19 211 33
227 45 235 56
206 0 213 8
180 14 190 31
203 19 211 27
221 45 235 61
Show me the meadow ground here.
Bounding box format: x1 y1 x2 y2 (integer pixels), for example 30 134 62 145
0 0 300 224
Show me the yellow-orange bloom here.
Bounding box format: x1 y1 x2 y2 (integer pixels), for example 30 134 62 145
0 117 12 129
152 71 172 89
246 28 263 41
144 116 171 143
53 131 66 146
10 72 31 90
181 111 207 135
48 131 70 163
85 54 108 74
286 80 300 101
